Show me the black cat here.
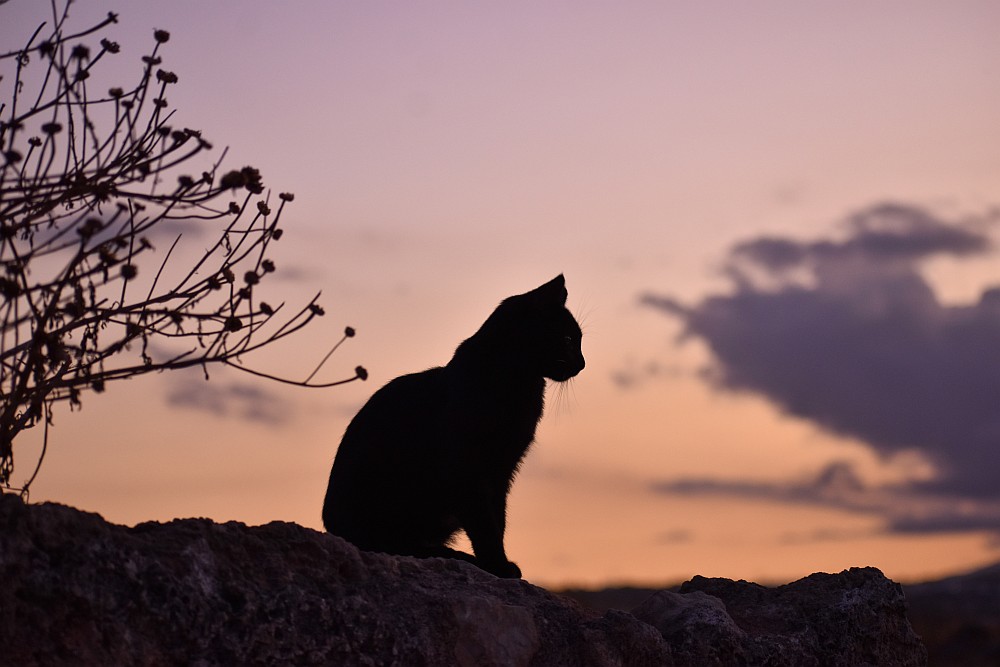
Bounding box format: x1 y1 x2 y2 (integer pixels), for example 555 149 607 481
322 275 585 578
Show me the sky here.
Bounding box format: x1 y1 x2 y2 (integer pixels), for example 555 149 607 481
2 0 999 588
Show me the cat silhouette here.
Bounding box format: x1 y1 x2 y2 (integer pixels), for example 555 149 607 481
322 275 585 578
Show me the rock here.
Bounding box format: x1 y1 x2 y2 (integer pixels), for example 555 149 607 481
631 590 747 663
633 570 927 666
0 494 926 665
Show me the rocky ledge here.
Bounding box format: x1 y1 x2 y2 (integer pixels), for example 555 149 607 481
0 495 926 665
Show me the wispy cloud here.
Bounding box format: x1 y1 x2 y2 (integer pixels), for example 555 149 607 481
610 358 680 390
652 461 1000 540
643 203 1000 538
165 374 294 427
655 529 695 545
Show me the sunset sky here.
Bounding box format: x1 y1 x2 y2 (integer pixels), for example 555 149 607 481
3 1 999 588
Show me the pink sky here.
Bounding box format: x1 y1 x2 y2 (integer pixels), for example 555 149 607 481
3 1 999 587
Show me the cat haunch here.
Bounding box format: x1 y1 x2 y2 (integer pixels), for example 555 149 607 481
322 275 585 578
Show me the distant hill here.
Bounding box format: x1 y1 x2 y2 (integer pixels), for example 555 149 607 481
905 561 1000 667
556 584 674 613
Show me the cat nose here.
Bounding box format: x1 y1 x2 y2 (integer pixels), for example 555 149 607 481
569 354 585 376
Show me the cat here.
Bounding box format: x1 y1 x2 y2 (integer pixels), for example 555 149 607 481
322 274 585 578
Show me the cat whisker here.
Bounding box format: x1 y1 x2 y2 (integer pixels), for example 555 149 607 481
551 377 578 418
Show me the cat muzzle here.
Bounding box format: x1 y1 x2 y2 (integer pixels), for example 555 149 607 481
547 355 585 382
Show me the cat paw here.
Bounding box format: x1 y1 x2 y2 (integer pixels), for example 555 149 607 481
490 560 522 579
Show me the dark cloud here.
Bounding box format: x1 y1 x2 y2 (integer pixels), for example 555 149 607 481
729 203 989 273
887 513 1000 536
644 202 1000 537
165 375 293 427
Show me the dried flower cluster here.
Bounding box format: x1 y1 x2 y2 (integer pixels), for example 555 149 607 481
0 6 364 495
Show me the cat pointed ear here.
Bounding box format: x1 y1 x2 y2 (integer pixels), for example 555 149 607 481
531 274 568 306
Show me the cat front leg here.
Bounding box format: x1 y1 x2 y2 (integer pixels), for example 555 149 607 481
460 485 522 578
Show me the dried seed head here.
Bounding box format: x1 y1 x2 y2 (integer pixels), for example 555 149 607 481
240 166 264 194
220 170 246 190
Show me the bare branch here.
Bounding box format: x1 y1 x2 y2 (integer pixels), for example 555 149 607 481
0 4 363 494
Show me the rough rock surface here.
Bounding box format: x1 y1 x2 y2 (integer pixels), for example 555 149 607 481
638 571 928 665
0 495 926 666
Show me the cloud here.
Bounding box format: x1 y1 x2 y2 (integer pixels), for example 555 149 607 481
144 217 213 243
165 375 294 426
643 202 1000 537
655 529 694 545
654 462 1000 540
610 359 680 390
653 461 874 512
777 528 876 545
730 203 989 273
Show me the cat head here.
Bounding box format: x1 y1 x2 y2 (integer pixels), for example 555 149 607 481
478 274 585 382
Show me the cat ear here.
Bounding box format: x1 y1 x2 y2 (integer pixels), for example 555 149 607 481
531 274 567 306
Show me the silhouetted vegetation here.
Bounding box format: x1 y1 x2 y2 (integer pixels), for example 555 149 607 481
1 4 365 496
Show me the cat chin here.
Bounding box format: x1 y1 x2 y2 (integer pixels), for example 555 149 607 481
545 362 585 382
545 370 582 383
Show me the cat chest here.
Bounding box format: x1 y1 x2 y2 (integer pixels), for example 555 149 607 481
444 397 540 459
451 390 541 428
